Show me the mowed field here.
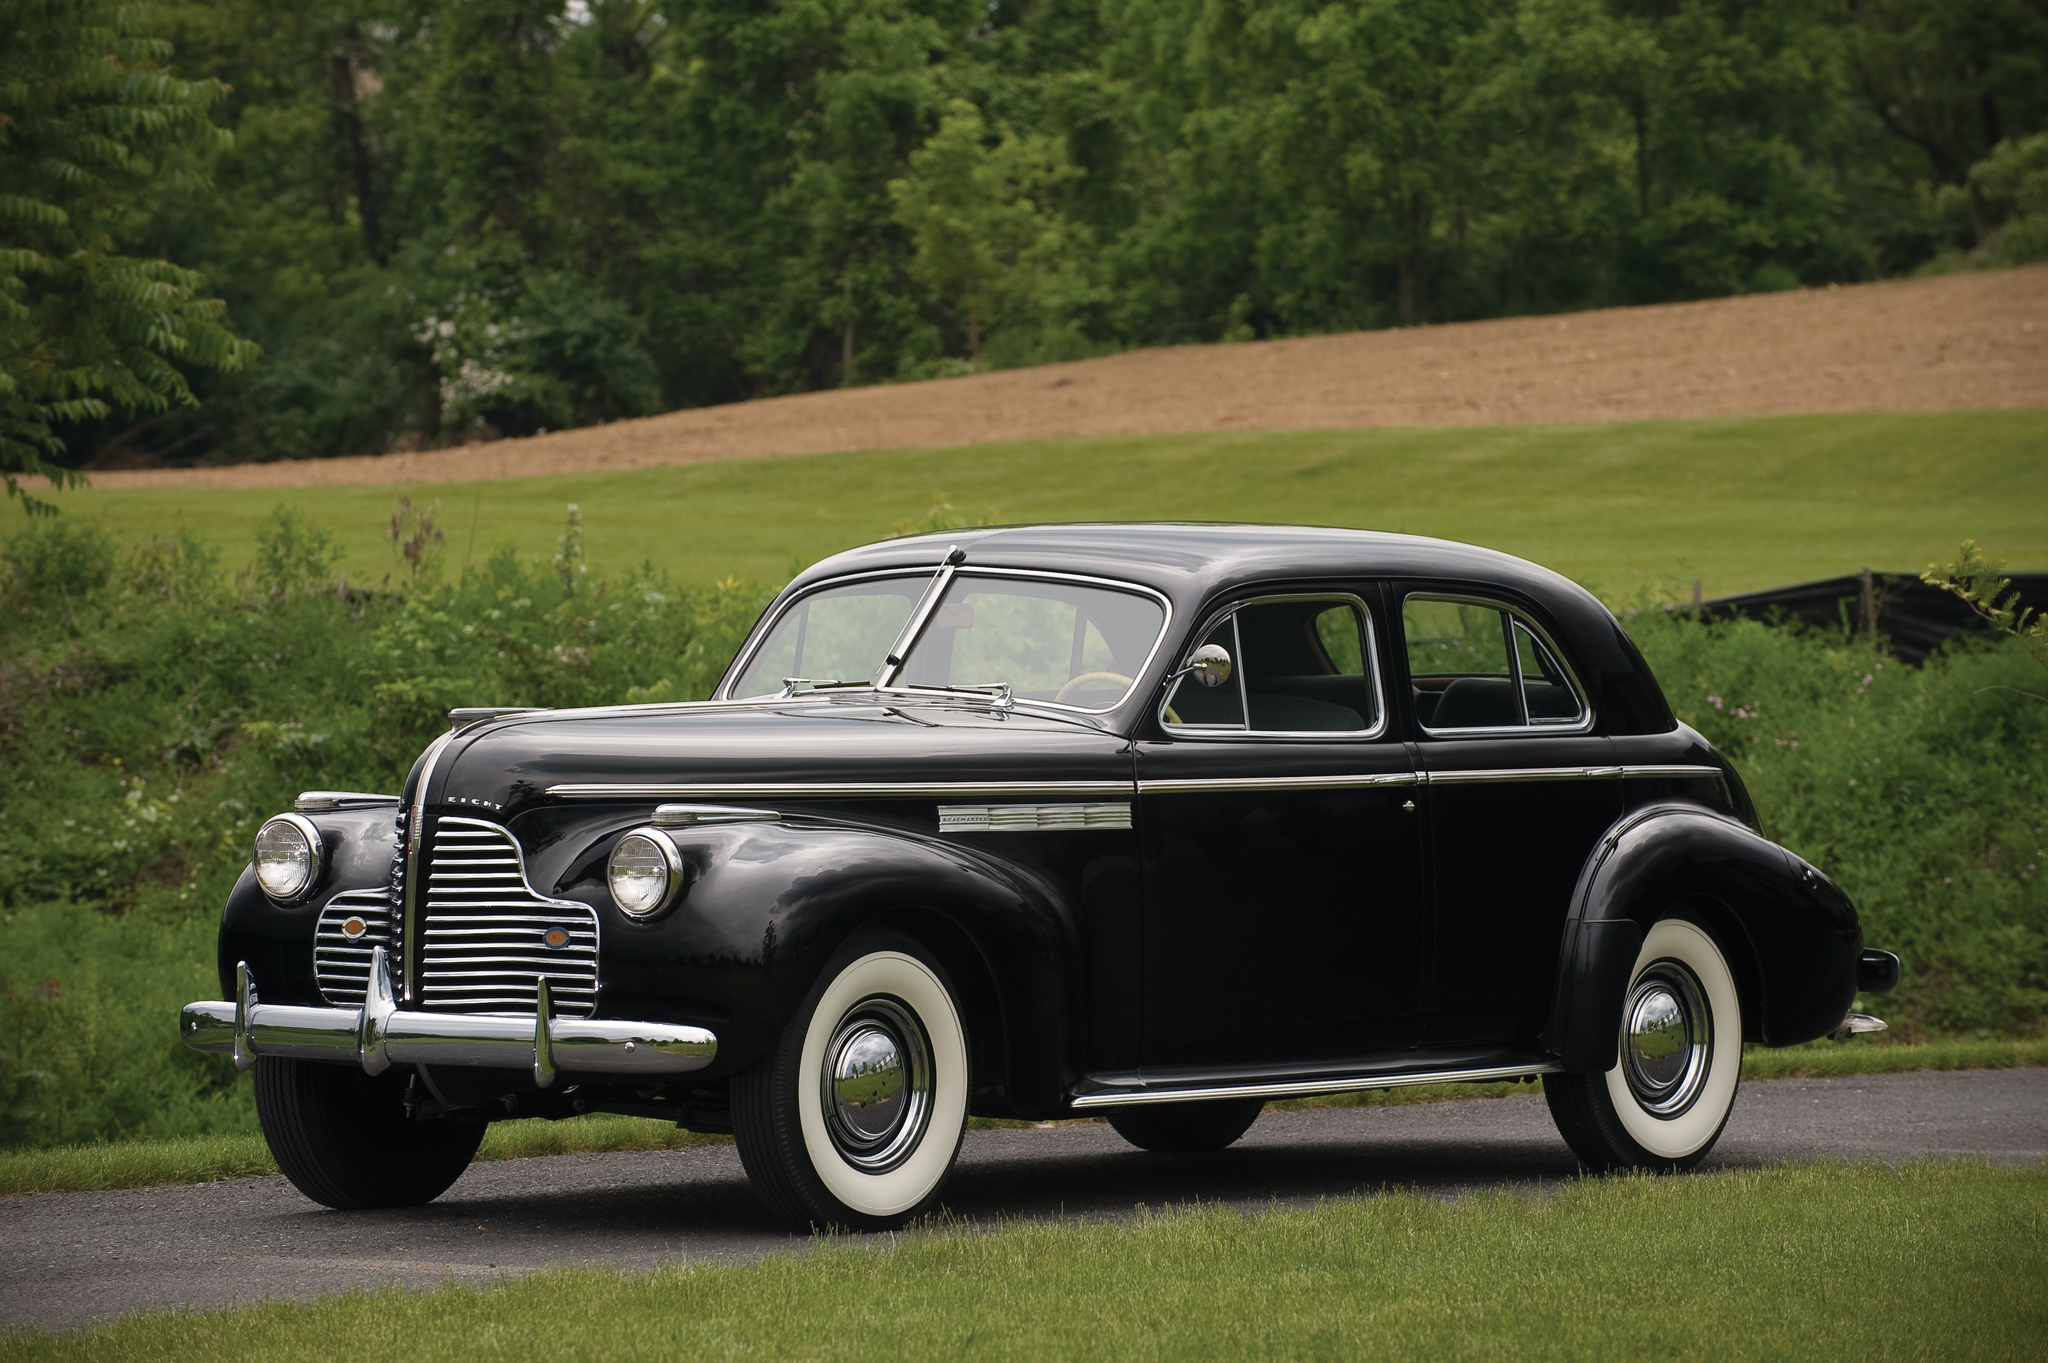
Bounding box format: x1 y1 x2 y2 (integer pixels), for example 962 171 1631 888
46 265 2048 594
52 411 2048 598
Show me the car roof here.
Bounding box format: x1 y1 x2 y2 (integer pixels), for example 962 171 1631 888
795 523 1585 612
770 523 1677 736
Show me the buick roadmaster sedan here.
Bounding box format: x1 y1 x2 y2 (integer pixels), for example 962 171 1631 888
183 525 1898 1228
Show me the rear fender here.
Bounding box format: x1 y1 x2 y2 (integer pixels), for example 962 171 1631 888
1544 805 1862 1071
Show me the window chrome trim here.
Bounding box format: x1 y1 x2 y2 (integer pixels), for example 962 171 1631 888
1071 1060 1561 1108
1158 592 1389 742
719 567 1174 716
1402 591 1596 738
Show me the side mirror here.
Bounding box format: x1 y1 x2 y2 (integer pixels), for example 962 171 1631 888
1173 643 1234 689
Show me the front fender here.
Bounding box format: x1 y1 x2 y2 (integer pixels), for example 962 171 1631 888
541 814 1080 1114
1545 805 1862 1071
218 805 400 1004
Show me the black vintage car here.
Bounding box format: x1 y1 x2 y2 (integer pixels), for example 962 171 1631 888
183 525 1898 1228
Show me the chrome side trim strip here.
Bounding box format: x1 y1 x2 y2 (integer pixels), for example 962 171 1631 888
1420 764 1720 785
939 802 1132 831
547 779 1135 800
1070 1061 1561 1108
546 766 1717 801
1138 773 1419 795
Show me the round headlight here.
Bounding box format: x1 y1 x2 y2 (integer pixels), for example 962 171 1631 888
608 830 683 918
253 814 321 901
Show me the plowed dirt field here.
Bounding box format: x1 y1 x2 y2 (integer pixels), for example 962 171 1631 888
92 265 2048 491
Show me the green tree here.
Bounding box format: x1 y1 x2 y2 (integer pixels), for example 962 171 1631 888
0 0 257 509
889 99 1094 362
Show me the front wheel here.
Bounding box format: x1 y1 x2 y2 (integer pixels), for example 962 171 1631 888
733 932 971 1231
1545 918 1743 1173
254 1057 484 1209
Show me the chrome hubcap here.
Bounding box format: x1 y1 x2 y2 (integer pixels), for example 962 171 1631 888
821 997 933 1172
1620 961 1713 1117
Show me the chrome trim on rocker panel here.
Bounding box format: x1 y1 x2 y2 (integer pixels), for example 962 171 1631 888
547 779 1135 800
1071 1061 1562 1108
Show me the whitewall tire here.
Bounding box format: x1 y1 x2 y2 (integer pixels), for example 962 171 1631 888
733 932 970 1230
1545 917 1743 1173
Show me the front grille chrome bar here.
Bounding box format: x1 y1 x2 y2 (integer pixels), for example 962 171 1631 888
182 948 716 1086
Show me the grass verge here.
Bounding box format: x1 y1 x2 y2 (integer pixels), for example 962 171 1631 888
4 1160 2043 1359
55 410 2048 597
5 1037 2039 1199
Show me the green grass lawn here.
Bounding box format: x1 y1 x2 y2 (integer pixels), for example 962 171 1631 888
6 1038 2039 1198
4 1161 2041 1360
49 410 2048 598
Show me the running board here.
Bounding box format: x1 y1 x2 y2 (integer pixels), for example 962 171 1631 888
1070 1060 1562 1109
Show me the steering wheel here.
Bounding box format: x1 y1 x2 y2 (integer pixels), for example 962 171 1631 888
1055 671 1134 704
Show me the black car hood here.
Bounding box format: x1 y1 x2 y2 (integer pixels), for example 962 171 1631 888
436 698 1133 815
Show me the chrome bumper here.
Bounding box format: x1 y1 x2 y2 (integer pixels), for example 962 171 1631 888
181 947 716 1088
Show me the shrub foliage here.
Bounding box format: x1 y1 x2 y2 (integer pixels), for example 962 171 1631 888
0 512 2040 1148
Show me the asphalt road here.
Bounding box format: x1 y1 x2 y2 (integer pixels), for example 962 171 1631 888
4 1067 2043 1335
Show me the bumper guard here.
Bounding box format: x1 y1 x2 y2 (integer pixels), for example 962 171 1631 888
181 948 717 1088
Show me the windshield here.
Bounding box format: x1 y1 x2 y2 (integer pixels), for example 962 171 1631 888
731 572 1167 710
732 576 924 697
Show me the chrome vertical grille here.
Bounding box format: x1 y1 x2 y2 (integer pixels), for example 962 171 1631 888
419 816 598 1017
313 889 396 1006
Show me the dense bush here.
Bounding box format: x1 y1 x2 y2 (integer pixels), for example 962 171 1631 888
1627 608 2047 1038
0 508 767 1147
0 512 2041 1148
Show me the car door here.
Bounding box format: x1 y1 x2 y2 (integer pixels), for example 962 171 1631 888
1398 591 1620 1048
1135 587 1428 1073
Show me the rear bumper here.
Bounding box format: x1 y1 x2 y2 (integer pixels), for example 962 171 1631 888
181 948 716 1087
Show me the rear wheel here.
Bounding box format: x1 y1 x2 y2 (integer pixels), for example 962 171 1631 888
1107 1097 1266 1153
732 932 970 1231
254 1057 484 1209
1545 917 1743 1173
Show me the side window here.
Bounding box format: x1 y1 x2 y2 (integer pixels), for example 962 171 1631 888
1164 596 1381 735
1403 595 1586 731
1514 622 1582 722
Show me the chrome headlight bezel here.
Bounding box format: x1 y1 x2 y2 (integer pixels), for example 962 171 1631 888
253 812 324 903
607 826 686 920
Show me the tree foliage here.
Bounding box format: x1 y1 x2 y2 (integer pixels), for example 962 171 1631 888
0 0 257 508
6 0 2046 471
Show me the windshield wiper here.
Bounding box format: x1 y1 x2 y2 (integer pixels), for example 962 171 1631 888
875 544 967 688
898 681 1014 711
775 678 872 698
